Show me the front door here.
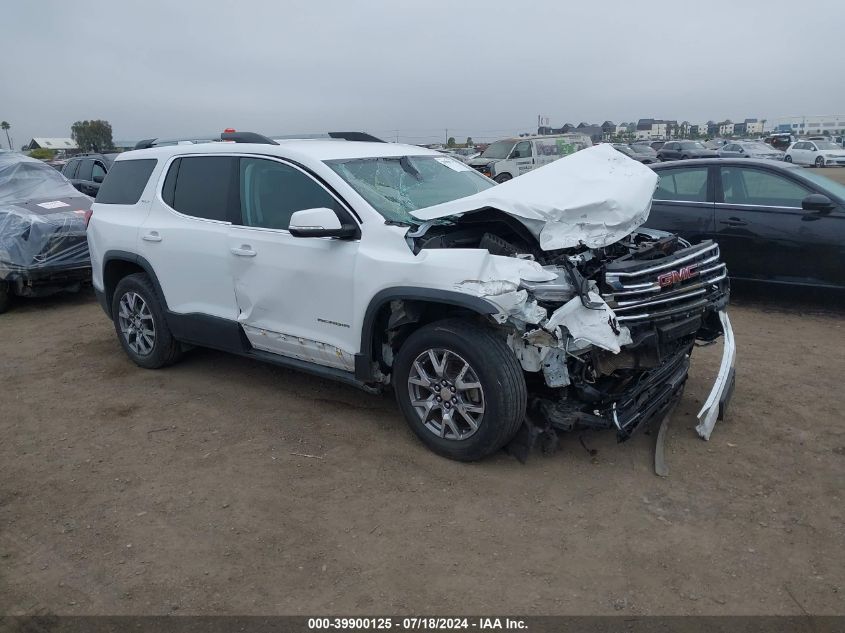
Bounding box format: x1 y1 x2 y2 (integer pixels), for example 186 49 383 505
511 140 535 176
713 165 828 283
227 157 360 370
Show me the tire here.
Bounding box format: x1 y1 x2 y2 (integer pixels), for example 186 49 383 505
111 273 182 369
815 156 825 168
0 282 10 314
681 154 689 160
784 155 792 163
392 318 527 461
494 173 512 184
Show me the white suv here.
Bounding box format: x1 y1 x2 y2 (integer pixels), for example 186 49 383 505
87 133 735 461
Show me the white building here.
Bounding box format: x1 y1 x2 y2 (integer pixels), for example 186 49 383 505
635 119 668 140
26 138 78 152
775 115 845 136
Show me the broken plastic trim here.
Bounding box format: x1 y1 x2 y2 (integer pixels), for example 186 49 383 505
695 311 736 440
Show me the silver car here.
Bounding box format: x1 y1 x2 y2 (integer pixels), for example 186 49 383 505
718 141 784 160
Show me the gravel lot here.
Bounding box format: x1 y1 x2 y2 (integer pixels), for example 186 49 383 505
1 284 843 617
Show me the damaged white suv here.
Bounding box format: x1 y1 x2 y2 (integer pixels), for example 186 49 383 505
87 133 735 461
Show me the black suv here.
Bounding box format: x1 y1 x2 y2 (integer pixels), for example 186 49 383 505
61 153 118 197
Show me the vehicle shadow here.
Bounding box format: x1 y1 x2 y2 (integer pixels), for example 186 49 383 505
3 285 96 314
729 280 845 317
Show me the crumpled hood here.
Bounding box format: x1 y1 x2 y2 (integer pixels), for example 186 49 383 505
410 144 658 250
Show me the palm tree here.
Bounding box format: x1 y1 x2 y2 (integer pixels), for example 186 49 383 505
0 121 10 150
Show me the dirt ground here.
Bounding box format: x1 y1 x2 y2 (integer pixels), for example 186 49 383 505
1 286 843 617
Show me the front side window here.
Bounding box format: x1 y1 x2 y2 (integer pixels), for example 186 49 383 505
168 156 238 221
720 167 809 207
239 158 339 230
513 141 532 158
328 155 494 224
654 167 709 202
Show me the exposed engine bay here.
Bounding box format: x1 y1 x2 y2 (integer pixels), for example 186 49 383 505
407 210 733 446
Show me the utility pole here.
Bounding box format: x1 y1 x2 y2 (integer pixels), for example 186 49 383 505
445 129 448 146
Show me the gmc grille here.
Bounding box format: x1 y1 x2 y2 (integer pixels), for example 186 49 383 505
603 241 728 323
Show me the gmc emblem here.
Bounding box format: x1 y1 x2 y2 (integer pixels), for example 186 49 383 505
658 265 698 288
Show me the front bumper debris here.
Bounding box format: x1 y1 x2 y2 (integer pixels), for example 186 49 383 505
695 311 736 440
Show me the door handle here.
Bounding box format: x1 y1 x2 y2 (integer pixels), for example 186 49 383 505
719 217 748 227
142 231 162 242
230 245 257 257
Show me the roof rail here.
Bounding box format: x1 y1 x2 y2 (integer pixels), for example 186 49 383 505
328 132 385 143
220 131 279 145
134 139 158 150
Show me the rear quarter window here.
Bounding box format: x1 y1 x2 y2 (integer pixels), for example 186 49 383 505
95 159 157 204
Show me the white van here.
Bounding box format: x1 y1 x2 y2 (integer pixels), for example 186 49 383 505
467 134 592 182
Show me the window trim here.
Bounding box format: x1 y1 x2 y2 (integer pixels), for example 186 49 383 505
155 153 361 237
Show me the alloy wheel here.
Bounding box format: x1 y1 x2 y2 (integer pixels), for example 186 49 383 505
407 348 485 441
118 291 156 356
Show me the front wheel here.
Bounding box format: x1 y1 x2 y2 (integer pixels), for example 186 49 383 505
494 173 512 184
111 273 183 369
784 154 793 163
815 156 825 168
392 319 527 461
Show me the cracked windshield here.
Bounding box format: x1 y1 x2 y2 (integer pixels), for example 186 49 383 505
327 155 495 224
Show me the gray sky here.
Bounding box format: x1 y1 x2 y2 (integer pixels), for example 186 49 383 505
1 0 842 148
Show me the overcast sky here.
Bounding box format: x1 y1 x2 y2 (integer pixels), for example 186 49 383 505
1 0 842 148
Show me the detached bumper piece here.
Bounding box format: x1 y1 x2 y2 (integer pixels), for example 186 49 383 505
607 346 690 441
695 311 736 440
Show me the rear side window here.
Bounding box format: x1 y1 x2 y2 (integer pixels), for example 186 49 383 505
77 159 94 181
62 160 78 178
167 156 239 222
96 159 157 205
654 167 709 202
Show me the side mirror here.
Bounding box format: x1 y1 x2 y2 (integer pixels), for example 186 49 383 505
93 173 104 183
802 193 834 212
288 207 357 239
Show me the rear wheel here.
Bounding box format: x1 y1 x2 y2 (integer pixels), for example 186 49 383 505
494 173 512 184
815 156 825 168
681 154 689 160
0 282 10 314
784 154 793 163
111 273 182 369
393 319 527 461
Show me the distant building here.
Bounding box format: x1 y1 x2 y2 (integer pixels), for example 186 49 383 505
26 138 78 153
774 115 845 136
635 118 668 140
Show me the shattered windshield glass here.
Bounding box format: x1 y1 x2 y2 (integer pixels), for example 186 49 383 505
327 155 495 224
480 141 515 159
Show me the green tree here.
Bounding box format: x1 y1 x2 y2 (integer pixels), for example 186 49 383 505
447 137 456 148
0 121 10 150
465 137 473 147
71 119 114 152
29 148 55 160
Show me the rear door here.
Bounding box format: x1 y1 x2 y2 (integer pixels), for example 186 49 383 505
138 155 240 319
645 165 715 244
713 165 822 283
75 159 95 196
227 157 360 369
660 142 680 160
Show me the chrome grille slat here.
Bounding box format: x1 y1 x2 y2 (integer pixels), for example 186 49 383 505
605 243 718 280
605 241 727 323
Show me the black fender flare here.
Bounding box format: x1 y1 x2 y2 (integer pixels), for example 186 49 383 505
102 250 169 316
355 287 500 381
